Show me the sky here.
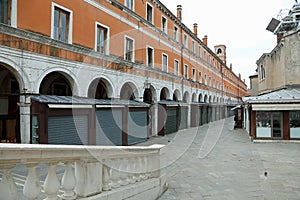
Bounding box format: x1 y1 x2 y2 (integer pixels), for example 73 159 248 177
159 0 295 87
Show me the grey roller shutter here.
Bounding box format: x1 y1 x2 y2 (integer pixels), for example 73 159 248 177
202 107 208 124
179 107 188 130
166 109 177 134
48 115 88 145
127 111 148 145
96 109 122 146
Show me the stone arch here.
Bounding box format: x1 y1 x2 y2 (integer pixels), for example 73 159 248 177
183 91 190 103
204 94 208 103
120 82 139 100
39 71 75 96
192 93 197 102
38 68 79 96
143 85 156 104
160 87 170 101
88 77 114 99
173 89 181 101
198 93 203 102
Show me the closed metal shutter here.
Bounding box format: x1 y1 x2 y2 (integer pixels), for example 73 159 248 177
198 107 202 126
179 107 188 130
127 111 148 145
166 109 177 134
48 115 88 145
96 109 122 146
202 107 208 124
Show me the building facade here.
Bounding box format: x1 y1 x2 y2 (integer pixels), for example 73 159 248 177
0 0 248 144
244 2 300 140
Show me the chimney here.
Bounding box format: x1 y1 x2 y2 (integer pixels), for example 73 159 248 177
202 35 208 45
230 63 232 70
193 23 198 36
243 79 245 83
177 5 182 21
239 73 241 79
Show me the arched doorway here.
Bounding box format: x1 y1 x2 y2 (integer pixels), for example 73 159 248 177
0 64 20 143
120 83 135 100
39 72 72 96
160 87 169 101
88 79 109 99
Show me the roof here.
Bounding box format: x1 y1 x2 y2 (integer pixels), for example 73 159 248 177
31 95 150 107
243 88 300 104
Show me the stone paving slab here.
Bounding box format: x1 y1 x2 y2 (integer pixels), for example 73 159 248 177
137 117 300 199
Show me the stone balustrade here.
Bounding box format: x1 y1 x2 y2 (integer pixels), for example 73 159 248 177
0 144 166 200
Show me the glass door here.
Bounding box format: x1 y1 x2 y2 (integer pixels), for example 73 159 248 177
272 112 282 139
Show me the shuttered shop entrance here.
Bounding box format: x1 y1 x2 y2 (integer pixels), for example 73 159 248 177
96 109 123 146
178 106 188 130
48 115 89 145
166 108 178 134
127 111 148 145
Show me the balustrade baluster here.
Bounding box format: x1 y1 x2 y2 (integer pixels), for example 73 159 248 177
102 162 112 191
23 165 41 200
60 162 76 200
43 163 60 200
0 165 18 200
111 159 121 189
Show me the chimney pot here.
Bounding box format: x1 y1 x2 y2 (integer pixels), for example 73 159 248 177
202 35 208 45
193 23 198 36
230 63 232 70
177 5 182 21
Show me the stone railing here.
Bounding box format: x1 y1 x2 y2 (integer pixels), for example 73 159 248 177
0 144 166 200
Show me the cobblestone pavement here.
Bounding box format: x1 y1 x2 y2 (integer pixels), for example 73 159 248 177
138 117 300 200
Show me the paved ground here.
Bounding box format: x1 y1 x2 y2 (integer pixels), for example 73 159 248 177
138 117 300 200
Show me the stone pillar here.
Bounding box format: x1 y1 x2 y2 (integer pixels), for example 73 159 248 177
18 95 31 144
187 104 191 128
151 103 158 136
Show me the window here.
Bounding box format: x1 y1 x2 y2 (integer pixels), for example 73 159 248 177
260 65 266 80
192 41 195 53
95 23 109 54
147 46 154 67
203 51 207 60
198 46 201 57
0 0 9 24
184 64 188 79
146 3 153 23
174 26 178 41
204 74 207 85
199 72 202 83
184 34 188 48
52 3 73 43
162 16 167 34
174 60 179 76
162 53 168 72
217 48 222 54
290 111 300 139
125 0 134 10
192 68 196 81
125 36 134 62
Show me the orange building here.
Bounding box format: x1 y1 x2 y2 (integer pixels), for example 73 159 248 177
0 0 248 144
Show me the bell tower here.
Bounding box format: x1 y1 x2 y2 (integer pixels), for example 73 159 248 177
214 45 226 65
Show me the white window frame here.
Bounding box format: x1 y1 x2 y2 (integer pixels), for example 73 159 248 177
146 45 154 67
124 35 135 62
95 22 110 55
125 0 134 11
51 2 73 44
192 41 195 53
184 34 188 48
174 26 178 41
146 2 153 24
192 68 196 81
199 71 202 83
161 15 168 34
174 59 179 76
198 46 201 57
184 64 188 79
162 53 168 72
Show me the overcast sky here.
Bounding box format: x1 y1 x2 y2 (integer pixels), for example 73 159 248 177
159 0 295 87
